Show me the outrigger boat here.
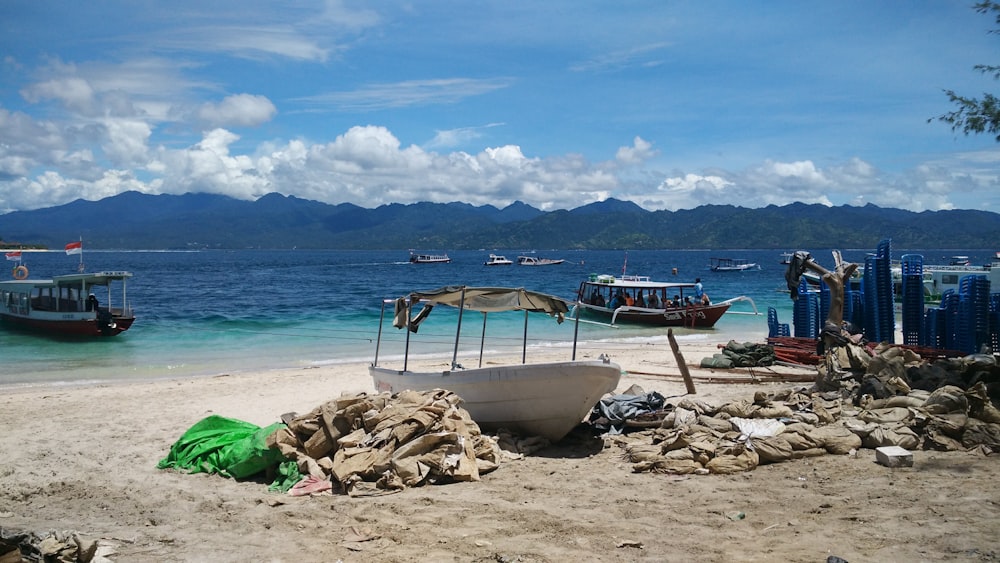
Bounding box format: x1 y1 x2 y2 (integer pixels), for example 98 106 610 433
517 256 565 266
575 274 756 328
0 271 135 337
709 257 760 272
370 286 622 442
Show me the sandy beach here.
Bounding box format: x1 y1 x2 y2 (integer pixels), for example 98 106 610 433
2 337 999 563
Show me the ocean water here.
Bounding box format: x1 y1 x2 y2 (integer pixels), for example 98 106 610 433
2 247 994 387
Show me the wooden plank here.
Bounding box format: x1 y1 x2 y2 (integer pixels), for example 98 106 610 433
667 328 696 395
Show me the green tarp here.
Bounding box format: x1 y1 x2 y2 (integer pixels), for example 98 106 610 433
157 415 287 479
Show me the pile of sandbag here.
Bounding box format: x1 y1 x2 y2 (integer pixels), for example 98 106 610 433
269 389 505 496
623 344 1000 474
700 340 777 369
622 390 860 475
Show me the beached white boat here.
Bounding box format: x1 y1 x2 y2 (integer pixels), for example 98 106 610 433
484 254 513 266
517 255 565 266
409 252 451 264
0 270 135 337
709 257 760 272
369 286 622 442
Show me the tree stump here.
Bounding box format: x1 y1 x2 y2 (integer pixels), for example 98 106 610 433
785 250 859 391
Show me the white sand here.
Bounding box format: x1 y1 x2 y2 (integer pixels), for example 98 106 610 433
1 337 998 562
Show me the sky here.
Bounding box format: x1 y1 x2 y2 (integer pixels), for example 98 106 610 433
1 1 999 215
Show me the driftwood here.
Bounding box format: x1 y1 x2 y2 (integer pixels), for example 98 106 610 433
784 250 860 391
667 328 697 394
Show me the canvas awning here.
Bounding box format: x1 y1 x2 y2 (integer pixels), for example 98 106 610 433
392 286 570 330
411 286 569 314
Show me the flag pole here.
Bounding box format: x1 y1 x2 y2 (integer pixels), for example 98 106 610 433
77 236 84 273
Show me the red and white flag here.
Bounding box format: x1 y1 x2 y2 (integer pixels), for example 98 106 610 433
5 251 21 261
65 241 83 255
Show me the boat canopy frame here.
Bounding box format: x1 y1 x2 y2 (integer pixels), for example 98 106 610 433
373 286 583 372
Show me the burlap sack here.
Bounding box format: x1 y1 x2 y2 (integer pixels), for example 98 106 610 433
752 436 794 464
705 444 759 474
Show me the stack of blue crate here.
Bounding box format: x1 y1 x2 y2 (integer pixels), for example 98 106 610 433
922 307 942 349
957 274 990 354
845 289 864 330
940 290 961 351
793 278 819 338
990 293 1000 353
899 254 924 346
874 239 895 343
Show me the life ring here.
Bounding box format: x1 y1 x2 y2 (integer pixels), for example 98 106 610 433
12 265 28 280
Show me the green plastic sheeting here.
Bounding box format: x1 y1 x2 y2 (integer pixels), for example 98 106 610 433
157 415 287 479
268 460 303 493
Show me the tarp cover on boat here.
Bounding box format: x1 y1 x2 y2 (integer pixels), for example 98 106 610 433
393 286 569 330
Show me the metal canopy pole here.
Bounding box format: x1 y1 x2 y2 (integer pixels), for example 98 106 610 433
522 309 528 364
403 296 412 372
452 287 466 370
478 312 487 368
572 299 582 361
373 298 387 367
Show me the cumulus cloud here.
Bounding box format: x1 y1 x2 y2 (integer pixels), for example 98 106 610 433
21 77 97 116
198 94 277 128
3 67 1000 215
615 136 657 165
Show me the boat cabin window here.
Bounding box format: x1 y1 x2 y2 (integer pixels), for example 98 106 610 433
2 290 28 315
940 274 959 285
29 286 85 312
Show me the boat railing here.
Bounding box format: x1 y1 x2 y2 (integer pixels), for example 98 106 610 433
619 275 651 283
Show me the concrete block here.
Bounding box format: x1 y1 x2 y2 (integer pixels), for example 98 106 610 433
875 445 913 468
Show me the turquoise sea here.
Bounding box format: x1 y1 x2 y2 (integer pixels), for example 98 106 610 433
2 247 995 388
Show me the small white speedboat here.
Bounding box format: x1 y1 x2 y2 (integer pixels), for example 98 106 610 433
484 254 513 266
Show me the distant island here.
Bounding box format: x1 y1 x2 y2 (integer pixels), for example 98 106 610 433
0 191 998 250
0 240 47 250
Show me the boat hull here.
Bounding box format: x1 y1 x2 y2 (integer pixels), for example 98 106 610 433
370 360 622 442
517 256 565 266
578 302 731 328
0 312 134 337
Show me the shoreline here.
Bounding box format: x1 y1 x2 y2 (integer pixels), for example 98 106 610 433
0 326 769 392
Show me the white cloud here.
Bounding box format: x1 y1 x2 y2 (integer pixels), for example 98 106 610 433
198 94 277 128
2 95 1000 216
294 78 514 111
21 77 97 116
425 123 504 150
615 136 657 165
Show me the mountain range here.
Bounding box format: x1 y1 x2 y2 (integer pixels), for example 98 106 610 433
1 191 998 250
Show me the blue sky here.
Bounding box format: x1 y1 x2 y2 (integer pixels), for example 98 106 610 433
1 1 998 214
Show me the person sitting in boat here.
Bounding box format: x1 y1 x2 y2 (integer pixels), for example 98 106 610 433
694 278 711 305
87 293 99 312
684 296 693 307
646 291 659 308
625 292 635 307
634 291 646 308
594 292 606 307
670 295 681 308
608 291 623 309
589 289 601 305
